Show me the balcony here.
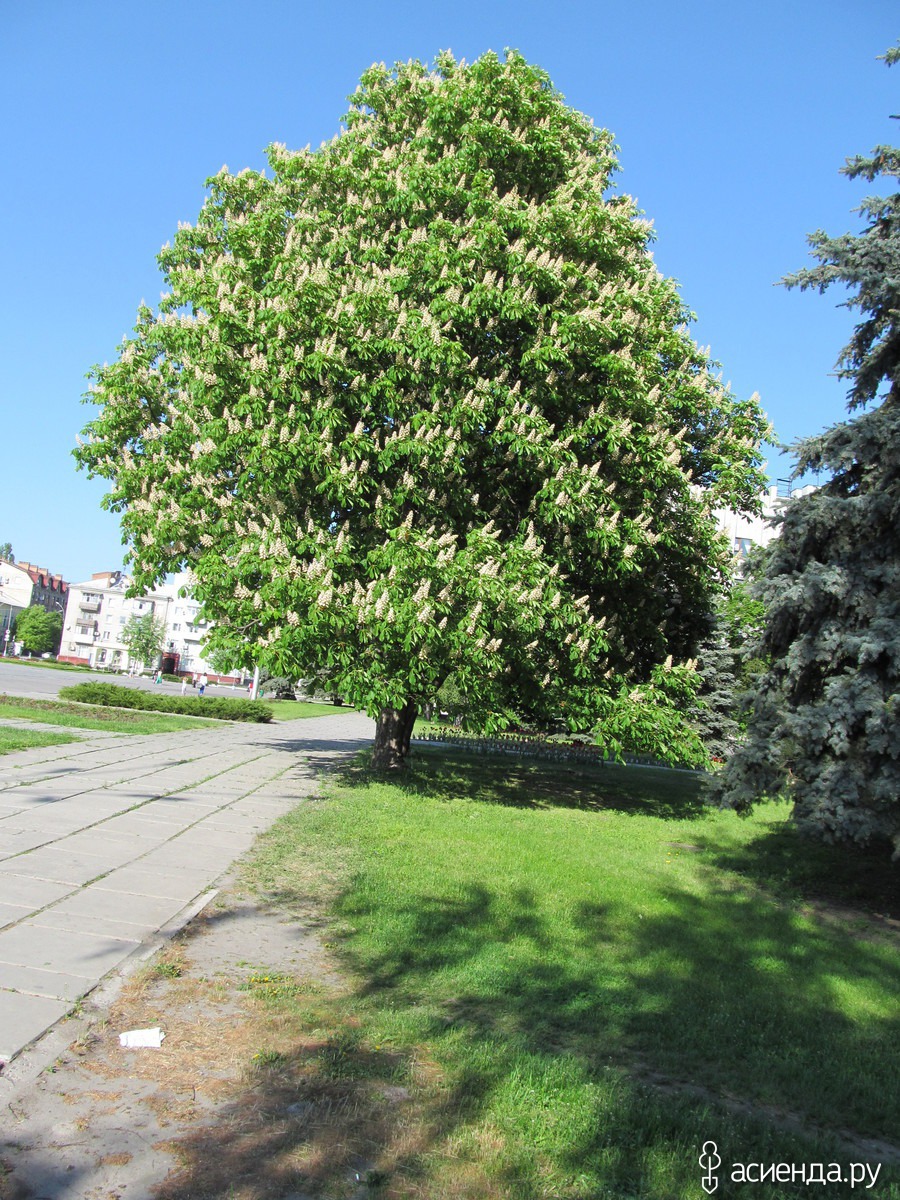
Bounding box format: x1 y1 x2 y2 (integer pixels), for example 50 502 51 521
79 601 101 614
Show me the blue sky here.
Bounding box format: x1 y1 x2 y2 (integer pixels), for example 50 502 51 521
2 0 896 583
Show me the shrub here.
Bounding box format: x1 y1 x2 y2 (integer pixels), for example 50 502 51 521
59 682 272 723
260 675 297 699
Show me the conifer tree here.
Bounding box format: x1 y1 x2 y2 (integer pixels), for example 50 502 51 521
717 46 900 854
690 616 741 762
76 51 768 767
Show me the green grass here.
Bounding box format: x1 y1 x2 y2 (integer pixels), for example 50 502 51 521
263 698 355 720
0 694 213 734
0 724 79 754
0 657 93 672
242 748 900 1199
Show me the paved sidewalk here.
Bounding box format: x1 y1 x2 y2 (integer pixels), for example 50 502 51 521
0 710 374 1067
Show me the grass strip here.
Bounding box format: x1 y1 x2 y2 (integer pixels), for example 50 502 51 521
0 724 79 754
0 693 212 734
59 682 272 722
263 699 355 720
240 747 900 1198
0 658 93 672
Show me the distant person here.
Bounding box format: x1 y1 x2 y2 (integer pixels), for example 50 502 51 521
155 669 162 685
198 673 208 697
180 677 188 696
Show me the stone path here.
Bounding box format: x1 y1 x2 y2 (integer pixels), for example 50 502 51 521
0 710 374 1068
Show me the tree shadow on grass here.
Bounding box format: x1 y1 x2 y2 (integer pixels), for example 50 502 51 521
339 746 710 820
77 872 900 1199
331 873 900 1147
701 812 900 921
86 746 899 1199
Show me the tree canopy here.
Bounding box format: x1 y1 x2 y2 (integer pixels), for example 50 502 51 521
76 50 768 765
717 45 900 856
121 612 167 668
13 606 62 656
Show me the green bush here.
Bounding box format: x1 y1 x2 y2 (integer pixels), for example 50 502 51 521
59 682 272 723
260 675 297 699
162 672 181 683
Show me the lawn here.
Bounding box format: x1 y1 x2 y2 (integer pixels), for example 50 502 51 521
0 694 213 734
0 657 92 672
0 724 79 754
238 748 900 1199
263 698 355 720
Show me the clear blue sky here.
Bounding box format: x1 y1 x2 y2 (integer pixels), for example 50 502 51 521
2 0 896 583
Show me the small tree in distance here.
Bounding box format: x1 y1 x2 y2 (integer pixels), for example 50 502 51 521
77 50 769 767
717 45 900 857
121 613 167 672
14 606 62 656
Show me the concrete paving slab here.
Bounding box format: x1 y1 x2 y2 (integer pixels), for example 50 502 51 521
0 707 376 1068
133 842 237 874
0 901 31 930
0 829 55 857
0 846 122 885
31 908 168 941
0 960 114 1002
54 829 144 864
93 864 216 902
0 990 71 1062
96 811 191 836
0 873 77 908
41 886 189 930
0 923 140 978
168 827 255 852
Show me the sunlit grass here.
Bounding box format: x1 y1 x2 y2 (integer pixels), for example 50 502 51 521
0 724 79 754
241 748 900 1198
0 694 211 734
263 699 355 720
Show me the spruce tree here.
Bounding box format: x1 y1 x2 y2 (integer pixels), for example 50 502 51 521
690 616 741 762
717 46 900 855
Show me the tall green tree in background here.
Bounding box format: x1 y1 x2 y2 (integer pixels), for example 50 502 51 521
121 612 167 670
718 46 900 856
13 606 62 656
77 50 768 766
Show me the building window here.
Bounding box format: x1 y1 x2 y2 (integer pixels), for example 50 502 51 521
734 537 753 559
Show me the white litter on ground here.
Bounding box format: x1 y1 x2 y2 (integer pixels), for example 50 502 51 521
118 1027 166 1048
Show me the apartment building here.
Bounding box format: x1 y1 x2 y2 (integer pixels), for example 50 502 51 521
59 570 237 680
59 571 170 671
0 558 69 652
715 482 816 562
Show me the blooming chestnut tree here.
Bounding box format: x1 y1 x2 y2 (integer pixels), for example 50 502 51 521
77 51 768 767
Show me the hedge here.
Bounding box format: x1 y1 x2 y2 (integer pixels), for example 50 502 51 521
59 682 273 723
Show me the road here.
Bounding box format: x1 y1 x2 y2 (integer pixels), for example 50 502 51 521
0 659 248 702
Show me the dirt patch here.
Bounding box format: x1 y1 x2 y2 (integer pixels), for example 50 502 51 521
0 876 431 1200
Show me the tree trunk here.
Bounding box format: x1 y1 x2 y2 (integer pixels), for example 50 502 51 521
372 701 418 770
399 700 418 759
